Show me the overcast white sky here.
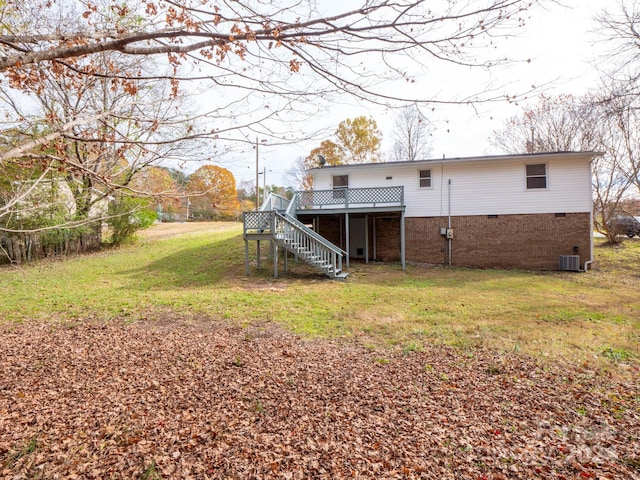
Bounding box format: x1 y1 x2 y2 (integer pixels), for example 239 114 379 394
226 0 610 188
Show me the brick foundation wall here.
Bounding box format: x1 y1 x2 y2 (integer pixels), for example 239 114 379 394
405 217 448 266
315 215 343 249
406 213 591 270
299 214 402 262
300 212 590 270
372 216 401 262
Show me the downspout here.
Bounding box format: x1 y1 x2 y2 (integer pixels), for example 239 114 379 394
448 179 452 266
584 210 594 272
584 254 593 272
583 154 598 272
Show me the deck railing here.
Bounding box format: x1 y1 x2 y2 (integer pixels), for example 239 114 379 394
294 186 404 210
243 210 274 233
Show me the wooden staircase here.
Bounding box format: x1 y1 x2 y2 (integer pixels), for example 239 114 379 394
243 195 348 279
273 213 348 279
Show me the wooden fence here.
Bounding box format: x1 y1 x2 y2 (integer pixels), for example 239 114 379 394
0 228 102 264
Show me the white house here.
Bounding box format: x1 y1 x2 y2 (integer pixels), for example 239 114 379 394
306 151 598 271
243 151 598 278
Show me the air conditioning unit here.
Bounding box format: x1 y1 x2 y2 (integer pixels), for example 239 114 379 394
559 255 581 272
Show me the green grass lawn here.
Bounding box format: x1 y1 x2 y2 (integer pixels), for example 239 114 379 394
1 223 638 364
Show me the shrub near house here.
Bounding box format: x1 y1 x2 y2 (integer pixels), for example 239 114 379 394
107 196 156 245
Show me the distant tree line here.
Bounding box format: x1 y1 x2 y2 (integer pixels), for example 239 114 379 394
0 160 245 264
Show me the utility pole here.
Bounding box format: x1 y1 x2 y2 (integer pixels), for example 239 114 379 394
263 166 267 200
255 137 259 211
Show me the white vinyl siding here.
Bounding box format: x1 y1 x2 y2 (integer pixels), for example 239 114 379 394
310 154 593 217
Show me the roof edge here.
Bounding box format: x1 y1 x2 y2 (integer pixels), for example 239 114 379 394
307 151 603 172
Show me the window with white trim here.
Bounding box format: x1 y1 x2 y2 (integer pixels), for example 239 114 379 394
332 174 348 199
419 169 431 188
526 164 547 189
332 175 349 189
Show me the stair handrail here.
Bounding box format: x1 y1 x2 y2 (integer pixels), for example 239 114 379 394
282 195 346 258
260 192 291 212
278 212 346 257
284 194 297 217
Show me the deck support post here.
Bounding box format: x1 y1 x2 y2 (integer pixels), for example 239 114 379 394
345 212 350 268
373 217 377 260
365 214 369 264
244 239 250 276
273 243 279 278
284 248 288 273
257 240 261 270
400 210 406 271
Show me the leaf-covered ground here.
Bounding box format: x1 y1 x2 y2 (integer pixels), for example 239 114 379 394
1 319 638 479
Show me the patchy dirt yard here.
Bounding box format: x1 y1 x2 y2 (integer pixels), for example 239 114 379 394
1 320 638 479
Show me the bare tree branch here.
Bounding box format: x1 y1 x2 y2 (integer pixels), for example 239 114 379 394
0 0 543 239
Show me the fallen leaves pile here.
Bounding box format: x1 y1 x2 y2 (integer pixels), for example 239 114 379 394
1 320 638 479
